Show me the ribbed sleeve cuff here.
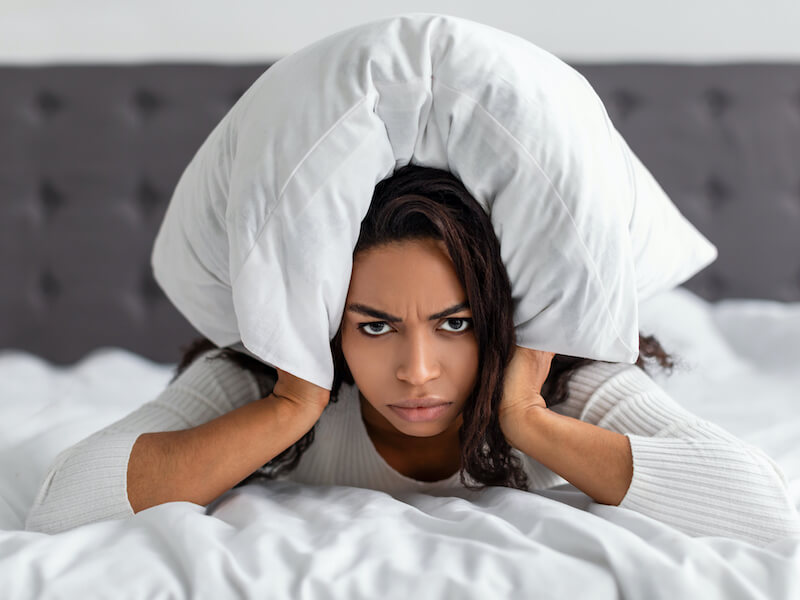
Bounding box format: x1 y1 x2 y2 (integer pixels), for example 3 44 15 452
620 433 800 547
25 430 140 534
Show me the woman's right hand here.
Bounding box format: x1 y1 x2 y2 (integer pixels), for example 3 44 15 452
272 367 331 414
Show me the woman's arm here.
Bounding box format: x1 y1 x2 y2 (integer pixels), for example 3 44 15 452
507 408 633 507
521 362 800 547
127 392 323 513
25 349 315 534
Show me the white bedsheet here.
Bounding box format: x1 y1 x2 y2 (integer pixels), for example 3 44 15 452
1 287 798 599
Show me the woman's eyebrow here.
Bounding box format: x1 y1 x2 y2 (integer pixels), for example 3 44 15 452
346 301 470 323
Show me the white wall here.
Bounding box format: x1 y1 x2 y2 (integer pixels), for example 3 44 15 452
1 0 799 63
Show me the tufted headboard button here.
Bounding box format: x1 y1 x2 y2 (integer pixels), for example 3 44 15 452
610 89 641 120
704 88 731 118
703 175 732 211
136 177 163 220
35 90 64 118
132 89 164 119
39 268 61 301
139 266 163 308
39 180 64 221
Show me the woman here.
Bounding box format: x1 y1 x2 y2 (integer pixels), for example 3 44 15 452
26 165 800 545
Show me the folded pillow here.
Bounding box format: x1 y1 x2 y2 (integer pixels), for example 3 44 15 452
151 12 717 390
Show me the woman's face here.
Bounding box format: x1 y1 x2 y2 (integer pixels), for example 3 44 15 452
341 238 480 443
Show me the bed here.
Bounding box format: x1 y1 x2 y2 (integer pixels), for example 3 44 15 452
1 62 799 598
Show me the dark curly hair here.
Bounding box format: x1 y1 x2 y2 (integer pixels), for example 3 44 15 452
172 164 676 492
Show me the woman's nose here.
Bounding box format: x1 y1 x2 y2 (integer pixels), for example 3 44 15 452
396 332 441 385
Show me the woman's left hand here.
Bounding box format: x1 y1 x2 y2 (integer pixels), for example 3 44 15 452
498 346 555 440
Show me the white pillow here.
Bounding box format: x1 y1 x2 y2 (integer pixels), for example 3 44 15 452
151 12 717 391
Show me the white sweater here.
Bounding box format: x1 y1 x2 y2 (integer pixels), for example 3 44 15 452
25 349 800 546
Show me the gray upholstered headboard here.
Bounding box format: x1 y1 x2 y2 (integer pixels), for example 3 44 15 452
2 63 799 365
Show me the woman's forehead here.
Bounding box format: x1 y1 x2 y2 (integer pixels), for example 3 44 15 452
350 240 459 288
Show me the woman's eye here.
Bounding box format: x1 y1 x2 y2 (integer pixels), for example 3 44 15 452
359 322 392 336
440 318 472 333
357 318 472 337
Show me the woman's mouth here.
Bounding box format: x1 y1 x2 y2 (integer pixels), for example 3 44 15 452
388 403 453 422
